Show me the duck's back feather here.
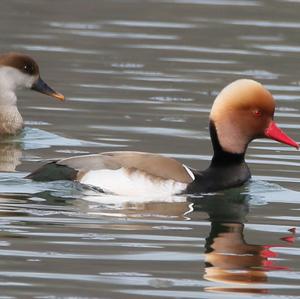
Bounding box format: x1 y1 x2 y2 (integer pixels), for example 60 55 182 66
27 151 194 186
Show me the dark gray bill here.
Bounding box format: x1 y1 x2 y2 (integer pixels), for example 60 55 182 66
31 77 64 101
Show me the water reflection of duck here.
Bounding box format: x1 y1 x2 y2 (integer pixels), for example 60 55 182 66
18 184 292 294
204 223 268 286
0 52 64 136
0 142 22 171
28 79 298 195
191 189 292 294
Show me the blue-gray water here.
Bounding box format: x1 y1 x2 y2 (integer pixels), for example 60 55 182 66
0 0 300 298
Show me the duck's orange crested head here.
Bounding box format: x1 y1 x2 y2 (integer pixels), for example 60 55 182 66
210 79 298 153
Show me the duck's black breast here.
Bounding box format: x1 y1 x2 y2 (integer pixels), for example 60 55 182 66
186 161 251 194
185 121 251 194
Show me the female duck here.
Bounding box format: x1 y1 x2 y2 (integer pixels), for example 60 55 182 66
27 79 298 195
0 52 64 136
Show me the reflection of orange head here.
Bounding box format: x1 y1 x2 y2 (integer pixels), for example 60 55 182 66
204 223 268 288
204 222 294 295
204 266 267 285
205 286 269 295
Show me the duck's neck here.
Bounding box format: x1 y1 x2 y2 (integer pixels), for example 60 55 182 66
0 90 23 136
186 122 251 194
209 121 246 167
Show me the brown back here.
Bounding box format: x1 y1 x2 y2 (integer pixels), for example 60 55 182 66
59 151 193 183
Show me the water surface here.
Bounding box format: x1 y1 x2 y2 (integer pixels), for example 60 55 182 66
0 0 300 298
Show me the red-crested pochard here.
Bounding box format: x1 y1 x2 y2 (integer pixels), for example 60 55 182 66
0 53 64 136
27 79 298 196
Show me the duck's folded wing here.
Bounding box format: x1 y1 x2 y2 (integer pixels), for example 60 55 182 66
26 151 194 183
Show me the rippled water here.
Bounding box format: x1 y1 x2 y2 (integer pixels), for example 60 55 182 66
0 0 300 298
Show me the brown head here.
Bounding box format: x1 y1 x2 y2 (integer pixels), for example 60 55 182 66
0 52 64 101
210 79 298 154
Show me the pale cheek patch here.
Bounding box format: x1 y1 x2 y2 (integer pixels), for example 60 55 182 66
0 66 35 91
79 168 187 196
24 75 36 89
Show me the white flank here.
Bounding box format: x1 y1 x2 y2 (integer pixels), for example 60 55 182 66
79 167 187 196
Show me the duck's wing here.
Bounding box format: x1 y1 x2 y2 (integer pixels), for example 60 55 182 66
26 151 194 184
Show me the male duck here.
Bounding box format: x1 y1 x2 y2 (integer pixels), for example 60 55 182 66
27 79 298 195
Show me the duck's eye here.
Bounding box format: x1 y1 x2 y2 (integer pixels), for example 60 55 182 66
253 109 262 118
23 64 34 75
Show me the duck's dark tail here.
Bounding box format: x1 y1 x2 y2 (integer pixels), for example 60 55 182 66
26 161 78 182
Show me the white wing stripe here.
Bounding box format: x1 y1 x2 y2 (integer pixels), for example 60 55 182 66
182 164 195 181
